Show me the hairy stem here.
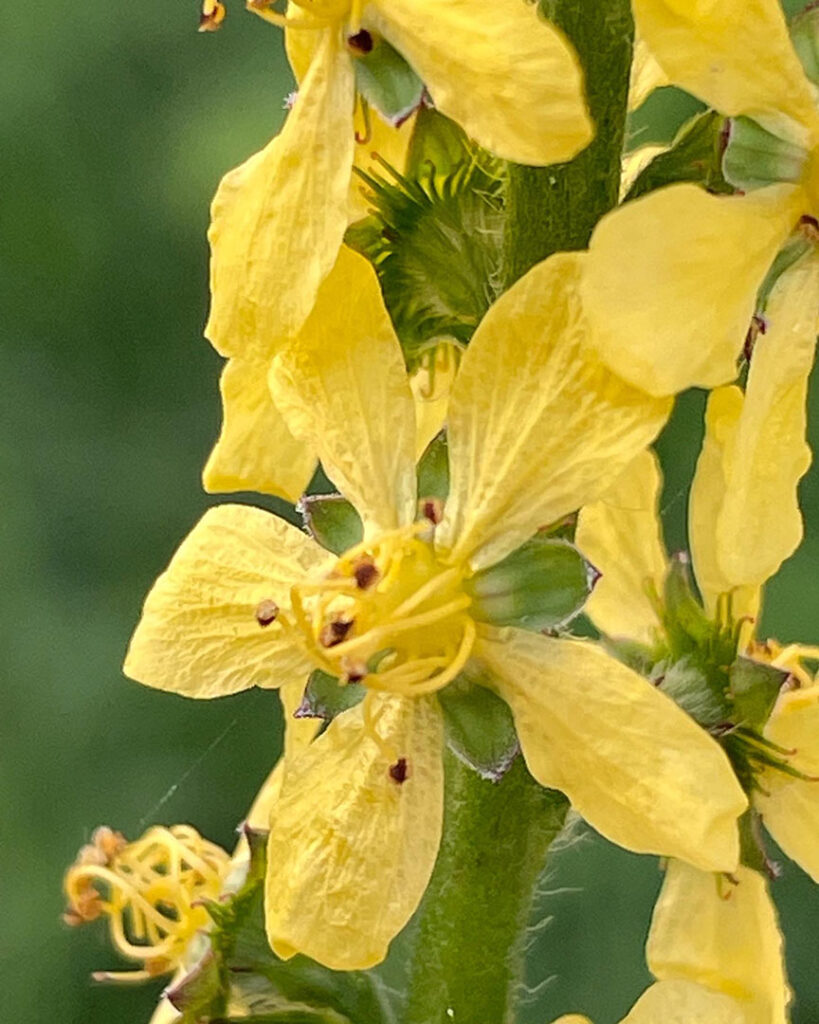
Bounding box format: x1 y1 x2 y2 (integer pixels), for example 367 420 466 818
404 753 569 1024
504 0 635 282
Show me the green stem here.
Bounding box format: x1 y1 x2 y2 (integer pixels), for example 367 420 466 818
504 0 635 282
404 753 568 1024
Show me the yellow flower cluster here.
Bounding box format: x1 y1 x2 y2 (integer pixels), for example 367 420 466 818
65 0 819 1021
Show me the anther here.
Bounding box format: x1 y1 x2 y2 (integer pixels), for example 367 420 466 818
389 757 409 784
255 599 280 626
198 0 226 31
421 498 444 525
347 28 374 55
353 558 379 590
341 656 368 683
319 617 354 647
743 313 767 362
798 214 819 242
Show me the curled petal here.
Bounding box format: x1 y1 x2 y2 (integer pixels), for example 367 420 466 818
265 693 444 969
576 449 668 646
203 357 316 501
647 861 789 1024
621 980 747 1024
206 30 355 358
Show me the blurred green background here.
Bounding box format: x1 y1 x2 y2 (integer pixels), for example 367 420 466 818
2 2 817 1022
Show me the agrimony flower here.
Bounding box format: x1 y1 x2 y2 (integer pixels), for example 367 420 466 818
125 246 745 969
577 265 819 880
580 0 819 397
202 0 593 500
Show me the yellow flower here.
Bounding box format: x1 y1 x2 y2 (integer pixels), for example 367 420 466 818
125 247 746 970
577 264 819 881
202 0 593 499
550 863 788 1024
580 0 819 397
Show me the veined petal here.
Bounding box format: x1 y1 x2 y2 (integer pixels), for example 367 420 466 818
621 981 747 1024
411 345 457 462
270 247 417 534
437 253 671 571
757 682 819 881
265 692 444 969
633 0 819 132
576 450 668 646
628 36 668 111
205 29 355 359
367 0 592 165
714 256 819 588
202 357 316 502
124 506 330 698
582 184 803 396
245 680 321 830
647 861 790 1024
476 628 746 871
690 386 762 623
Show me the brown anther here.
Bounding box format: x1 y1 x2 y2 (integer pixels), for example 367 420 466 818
91 825 126 863
66 883 103 923
255 599 280 627
421 498 444 525
353 558 380 590
145 956 173 978
743 314 767 362
319 617 354 648
347 28 374 55
389 757 409 784
798 214 819 242
198 0 226 31
341 657 368 683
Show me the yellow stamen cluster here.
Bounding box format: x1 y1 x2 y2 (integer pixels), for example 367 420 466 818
292 522 476 696
63 825 230 983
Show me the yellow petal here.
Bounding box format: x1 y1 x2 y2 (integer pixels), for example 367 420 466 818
205 30 355 359
756 682 819 881
202 357 316 502
689 386 762 623
714 256 819 588
620 143 667 201
476 629 746 871
124 505 330 698
576 450 668 646
628 36 668 111
265 692 444 969
270 247 417 534
367 0 592 165
647 861 790 1024
437 252 671 570
411 343 457 462
245 680 321 830
582 184 802 396
621 981 747 1024
632 0 819 131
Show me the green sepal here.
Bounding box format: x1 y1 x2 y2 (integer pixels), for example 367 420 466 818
465 534 597 631
756 234 816 317
728 655 788 730
604 636 660 677
296 670 366 723
352 36 424 127
298 494 363 556
625 110 733 203
736 808 770 874
723 116 808 192
662 555 716 652
416 431 449 502
791 3 819 85
168 952 226 1023
437 673 519 782
345 133 505 370
658 655 732 729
